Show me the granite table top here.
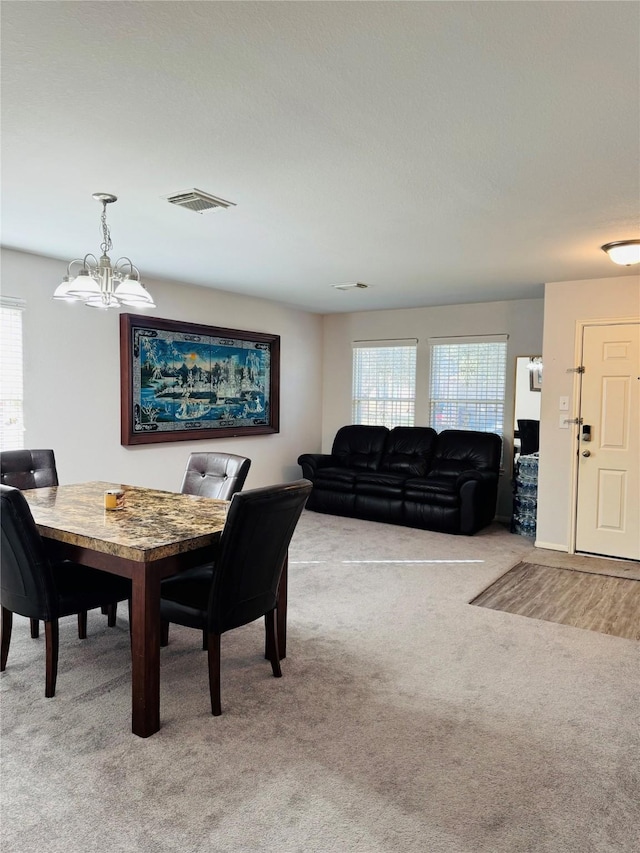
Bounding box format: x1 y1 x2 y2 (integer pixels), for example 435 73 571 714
22 481 229 562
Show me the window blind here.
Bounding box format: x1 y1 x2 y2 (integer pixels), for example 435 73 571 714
352 340 417 428
1 298 25 451
428 336 507 435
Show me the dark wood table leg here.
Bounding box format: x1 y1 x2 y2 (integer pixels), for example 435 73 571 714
130 564 161 738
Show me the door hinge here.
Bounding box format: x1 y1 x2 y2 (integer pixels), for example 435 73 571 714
566 366 585 374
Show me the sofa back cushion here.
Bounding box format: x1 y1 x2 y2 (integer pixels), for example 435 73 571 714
331 425 389 470
380 427 437 476
431 430 502 477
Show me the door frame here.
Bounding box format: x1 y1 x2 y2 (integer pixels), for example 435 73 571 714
568 316 640 555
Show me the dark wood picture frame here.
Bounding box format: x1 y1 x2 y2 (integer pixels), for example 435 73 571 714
120 313 280 446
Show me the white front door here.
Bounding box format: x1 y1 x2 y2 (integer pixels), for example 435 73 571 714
575 322 640 560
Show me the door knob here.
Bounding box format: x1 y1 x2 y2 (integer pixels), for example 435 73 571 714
582 450 591 457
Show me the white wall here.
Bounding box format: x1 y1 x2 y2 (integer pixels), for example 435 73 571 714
1 248 323 490
536 274 640 551
320 298 545 518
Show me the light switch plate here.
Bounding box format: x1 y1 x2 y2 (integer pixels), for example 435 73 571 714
559 396 569 411
559 415 569 429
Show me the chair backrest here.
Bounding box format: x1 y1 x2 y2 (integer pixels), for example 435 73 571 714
0 485 57 621
180 452 251 501
208 479 312 635
0 449 59 490
517 420 540 456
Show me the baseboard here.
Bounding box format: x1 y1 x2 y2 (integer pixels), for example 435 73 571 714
534 541 568 552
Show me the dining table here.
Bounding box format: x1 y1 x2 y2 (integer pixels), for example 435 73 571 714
21 480 289 738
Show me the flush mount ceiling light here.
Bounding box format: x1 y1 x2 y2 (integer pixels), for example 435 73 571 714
600 240 640 266
53 193 155 309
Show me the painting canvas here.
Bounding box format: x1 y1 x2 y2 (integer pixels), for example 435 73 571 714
120 314 280 445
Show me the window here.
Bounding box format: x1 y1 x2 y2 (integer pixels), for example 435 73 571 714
0 298 25 450
352 339 417 428
428 336 507 435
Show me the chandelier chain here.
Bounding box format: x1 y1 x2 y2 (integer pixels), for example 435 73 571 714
99 202 113 256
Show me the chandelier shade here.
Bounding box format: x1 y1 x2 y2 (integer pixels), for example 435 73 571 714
54 193 155 309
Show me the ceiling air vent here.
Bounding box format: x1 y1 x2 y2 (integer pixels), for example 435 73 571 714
164 189 236 214
331 282 369 291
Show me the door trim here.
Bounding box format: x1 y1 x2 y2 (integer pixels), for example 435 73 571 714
568 316 640 555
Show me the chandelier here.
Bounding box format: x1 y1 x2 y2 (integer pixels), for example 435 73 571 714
53 193 155 309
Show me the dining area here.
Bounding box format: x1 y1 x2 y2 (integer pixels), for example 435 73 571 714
0 448 311 738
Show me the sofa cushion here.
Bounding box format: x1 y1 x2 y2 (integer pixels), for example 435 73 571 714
404 476 460 507
379 427 437 476
314 467 357 493
428 459 471 479
331 425 389 471
354 472 405 498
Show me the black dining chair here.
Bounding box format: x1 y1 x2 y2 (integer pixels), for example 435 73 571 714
109 452 252 629
0 448 59 490
159 479 312 716
0 485 131 697
517 419 540 456
0 449 123 634
1 449 60 639
180 452 251 500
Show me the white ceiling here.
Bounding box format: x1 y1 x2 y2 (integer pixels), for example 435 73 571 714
1 1 638 314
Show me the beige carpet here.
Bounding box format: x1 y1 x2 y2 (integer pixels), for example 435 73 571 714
2 513 639 852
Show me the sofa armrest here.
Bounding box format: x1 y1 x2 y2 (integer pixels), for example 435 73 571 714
455 469 497 489
457 472 500 534
297 453 335 480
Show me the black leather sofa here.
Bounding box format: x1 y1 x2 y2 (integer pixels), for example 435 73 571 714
298 425 502 535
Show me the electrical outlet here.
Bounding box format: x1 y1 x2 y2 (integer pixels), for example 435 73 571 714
559 396 569 411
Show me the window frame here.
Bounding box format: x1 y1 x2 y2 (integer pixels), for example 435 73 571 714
427 334 508 437
0 296 26 451
352 338 417 429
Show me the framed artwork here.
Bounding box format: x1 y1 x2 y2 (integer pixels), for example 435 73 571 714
120 314 280 445
529 356 543 392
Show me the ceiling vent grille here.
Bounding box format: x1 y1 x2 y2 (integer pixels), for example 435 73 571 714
332 282 369 291
164 189 236 214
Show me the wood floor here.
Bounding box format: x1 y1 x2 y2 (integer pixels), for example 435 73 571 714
471 561 640 641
